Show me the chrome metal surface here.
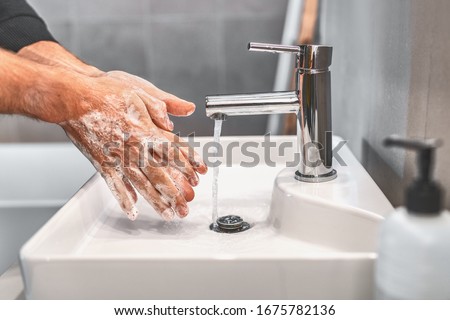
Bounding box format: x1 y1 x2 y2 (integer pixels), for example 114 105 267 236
210 113 228 121
297 45 332 71
209 215 251 234
217 215 243 230
206 91 299 117
205 41 337 183
248 42 332 71
295 169 337 183
248 42 302 54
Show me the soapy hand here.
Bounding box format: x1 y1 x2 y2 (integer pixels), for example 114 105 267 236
106 70 196 121
16 41 207 221
59 73 207 221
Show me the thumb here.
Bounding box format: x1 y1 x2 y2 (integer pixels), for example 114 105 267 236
161 94 196 117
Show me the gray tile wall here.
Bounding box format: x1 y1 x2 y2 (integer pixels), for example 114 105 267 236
0 0 287 142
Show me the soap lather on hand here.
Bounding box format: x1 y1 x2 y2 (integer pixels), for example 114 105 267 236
20 43 208 221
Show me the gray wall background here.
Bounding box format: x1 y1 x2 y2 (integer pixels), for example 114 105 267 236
321 0 450 208
0 0 287 141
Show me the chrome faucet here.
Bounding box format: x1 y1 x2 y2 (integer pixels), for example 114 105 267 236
205 42 337 182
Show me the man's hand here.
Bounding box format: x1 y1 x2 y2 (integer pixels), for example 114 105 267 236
18 41 195 130
105 70 195 130
59 73 206 220
13 41 208 220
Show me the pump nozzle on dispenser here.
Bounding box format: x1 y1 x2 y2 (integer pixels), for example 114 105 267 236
383 135 443 214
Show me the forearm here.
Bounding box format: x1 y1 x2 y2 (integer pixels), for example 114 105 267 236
18 41 103 76
0 48 85 123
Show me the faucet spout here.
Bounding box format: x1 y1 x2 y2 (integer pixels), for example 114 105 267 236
206 91 299 118
205 42 337 183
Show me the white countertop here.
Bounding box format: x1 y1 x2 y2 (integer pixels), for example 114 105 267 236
0 262 25 300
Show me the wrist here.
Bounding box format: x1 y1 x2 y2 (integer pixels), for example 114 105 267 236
23 65 92 123
18 41 104 77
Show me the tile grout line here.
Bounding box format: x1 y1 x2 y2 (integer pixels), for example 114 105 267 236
143 0 153 81
216 0 227 92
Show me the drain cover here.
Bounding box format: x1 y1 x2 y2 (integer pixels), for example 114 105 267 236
210 215 251 233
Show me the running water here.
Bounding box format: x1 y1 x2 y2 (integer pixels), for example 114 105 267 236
212 119 223 225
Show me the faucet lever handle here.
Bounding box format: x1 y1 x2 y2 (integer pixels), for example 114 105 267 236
248 42 333 70
248 42 301 55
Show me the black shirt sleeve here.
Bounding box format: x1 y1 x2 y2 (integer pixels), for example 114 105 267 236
0 0 56 52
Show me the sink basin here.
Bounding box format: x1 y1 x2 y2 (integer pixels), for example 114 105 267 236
0 144 95 275
20 136 393 299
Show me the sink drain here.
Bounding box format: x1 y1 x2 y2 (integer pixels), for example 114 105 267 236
210 215 251 233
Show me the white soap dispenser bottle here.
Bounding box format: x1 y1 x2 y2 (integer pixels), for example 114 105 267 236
375 136 450 299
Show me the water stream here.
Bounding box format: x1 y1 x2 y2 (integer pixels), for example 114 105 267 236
211 119 223 226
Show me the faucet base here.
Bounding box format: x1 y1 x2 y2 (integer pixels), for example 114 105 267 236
295 169 337 183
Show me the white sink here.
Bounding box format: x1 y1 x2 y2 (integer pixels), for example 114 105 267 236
20 136 392 299
0 144 95 275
